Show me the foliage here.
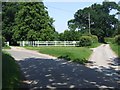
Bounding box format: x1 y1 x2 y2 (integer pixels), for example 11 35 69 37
73 58 88 64
2 52 21 89
2 36 6 47
25 46 92 64
89 35 98 43
78 36 92 47
2 2 21 45
105 37 115 43
59 30 81 41
2 2 58 45
68 2 119 42
115 35 120 45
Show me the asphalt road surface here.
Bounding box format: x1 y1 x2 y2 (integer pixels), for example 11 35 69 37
5 45 120 89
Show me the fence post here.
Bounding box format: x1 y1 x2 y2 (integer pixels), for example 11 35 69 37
35 41 36 46
64 41 66 46
73 41 76 46
37 41 39 47
55 41 56 46
46 41 48 46
6 41 9 46
33 41 34 47
23 41 25 46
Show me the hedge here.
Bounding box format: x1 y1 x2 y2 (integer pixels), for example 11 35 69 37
78 36 92 47
115 35 120 45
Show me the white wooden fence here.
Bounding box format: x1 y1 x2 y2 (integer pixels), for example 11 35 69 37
18 41 80 47
5 41 9 46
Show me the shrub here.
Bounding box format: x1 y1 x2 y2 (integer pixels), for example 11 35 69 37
90 35 98 43
115 35 120 45
105 37 115 44
73 58 88 64
2 36 6 47
58 55 71 61
78 36 92 47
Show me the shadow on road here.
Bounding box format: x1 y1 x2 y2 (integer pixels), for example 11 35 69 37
18 58 119 90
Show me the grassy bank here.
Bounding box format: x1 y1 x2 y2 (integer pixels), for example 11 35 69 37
2 52 21 89
25 46 92 64
110 44 120 57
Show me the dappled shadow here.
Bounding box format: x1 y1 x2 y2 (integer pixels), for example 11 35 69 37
17 58 119 89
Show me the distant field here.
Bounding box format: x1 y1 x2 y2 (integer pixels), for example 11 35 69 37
25 46 92 64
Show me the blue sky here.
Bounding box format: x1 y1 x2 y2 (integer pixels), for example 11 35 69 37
44 0 119 33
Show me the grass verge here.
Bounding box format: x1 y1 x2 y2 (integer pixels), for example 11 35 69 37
110 44 120 57
87 43 101 48
2 51 21 89
25 46 92 64
2 45 11 49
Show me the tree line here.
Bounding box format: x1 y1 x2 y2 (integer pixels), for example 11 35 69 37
2 1 120 45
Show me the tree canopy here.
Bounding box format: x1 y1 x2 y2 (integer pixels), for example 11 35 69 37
2 2 58 45
68 2 120 42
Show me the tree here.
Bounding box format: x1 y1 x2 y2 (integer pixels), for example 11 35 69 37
12 2 57 42
68 2 119 42
59 29 81 41
2 2 20 44
2 2 58 45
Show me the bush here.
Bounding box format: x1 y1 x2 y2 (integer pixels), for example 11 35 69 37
2 52 21 89
78 36 92 47
105 37 115 44
2 36 6 47
115 35 120 45
58 55 71 61
73 58 88 64
90 35 98 43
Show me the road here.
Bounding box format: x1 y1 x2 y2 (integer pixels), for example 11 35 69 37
5 45 119 89
87 44 120 76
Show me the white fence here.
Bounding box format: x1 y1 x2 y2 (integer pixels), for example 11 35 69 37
5 41 9 46
18 41 80 47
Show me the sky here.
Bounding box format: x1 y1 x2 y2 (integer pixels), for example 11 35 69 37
44 0 119 33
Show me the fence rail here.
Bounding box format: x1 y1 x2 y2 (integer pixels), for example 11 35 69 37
18 41 80 47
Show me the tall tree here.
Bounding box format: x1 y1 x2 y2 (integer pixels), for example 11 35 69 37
59 30 81 41
2 2 20 44
2 2 58 45
68 2 119 42
12 2 57 42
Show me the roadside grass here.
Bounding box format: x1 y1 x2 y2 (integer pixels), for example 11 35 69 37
110 43 120 57
105 37 120 58
25 46 92 64
2 51 21 89
2 45 11 49
87 43 101 48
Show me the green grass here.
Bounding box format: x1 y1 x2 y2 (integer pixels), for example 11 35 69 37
25 46 92 64
110 43 120 57
2 45 11 49
2 51 21 89
87 43 101 48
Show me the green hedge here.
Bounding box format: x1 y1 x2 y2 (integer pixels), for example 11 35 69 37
105 37 115 44
2 52 21 89
90 35 98 43
78 36 92 47
115 35 120 45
